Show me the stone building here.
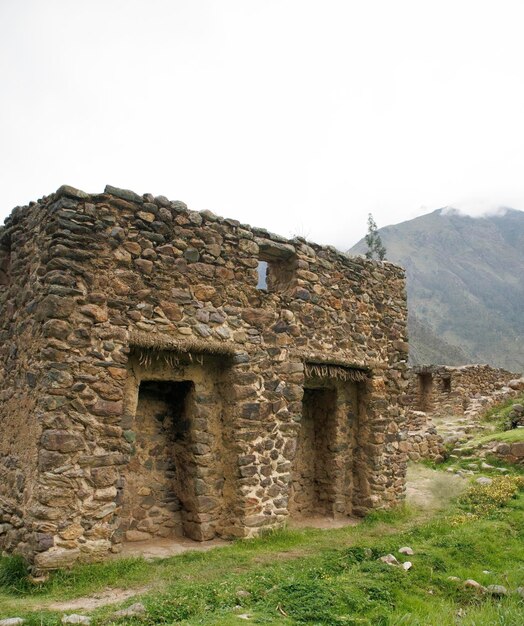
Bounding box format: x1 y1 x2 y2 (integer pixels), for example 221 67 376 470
403 364 522 462
0 185 408 570
407 364 519 416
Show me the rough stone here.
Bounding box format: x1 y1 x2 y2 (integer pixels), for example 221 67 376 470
379 554 400 566
476 477 493 486
405 364 521 462
112 603 146 618
41 431 84 453
464 579 487 592
486 584 508 596
125 530 151 542
61 616 91 625
34 547 81 570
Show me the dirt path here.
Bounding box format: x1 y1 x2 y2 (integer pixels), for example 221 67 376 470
48 586 152 612
116 536 230 561
406 463 467 512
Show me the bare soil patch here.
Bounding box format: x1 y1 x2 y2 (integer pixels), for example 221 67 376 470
48 586 151 611
117 536 230 561
406 463 467 511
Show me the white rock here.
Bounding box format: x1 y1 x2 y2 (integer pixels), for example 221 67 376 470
112 603 146 618
476 477 493 485
61 616 91 625
238 614 251 620
402 561 413 570
0 619 26 626
399 546 414 555
379 554 400 566
508 378 524 391
464 579 487 592
447 576 461 582
481 462 494 469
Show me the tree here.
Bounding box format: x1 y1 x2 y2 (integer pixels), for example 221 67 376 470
364 213 386 260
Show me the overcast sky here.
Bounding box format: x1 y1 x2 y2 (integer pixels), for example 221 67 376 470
1 1 524 248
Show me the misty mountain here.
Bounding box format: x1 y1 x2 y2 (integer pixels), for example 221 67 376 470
349 208 524 372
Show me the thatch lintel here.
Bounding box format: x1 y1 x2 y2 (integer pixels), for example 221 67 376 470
129 330 237 357
304 361 370 382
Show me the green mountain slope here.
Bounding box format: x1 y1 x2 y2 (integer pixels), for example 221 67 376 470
350 208 524 371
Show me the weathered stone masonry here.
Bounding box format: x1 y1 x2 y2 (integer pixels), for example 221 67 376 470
0 184 408 570
406 364 519 416
403 364 522 462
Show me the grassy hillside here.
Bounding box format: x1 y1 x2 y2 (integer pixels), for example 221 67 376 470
350 208 524 370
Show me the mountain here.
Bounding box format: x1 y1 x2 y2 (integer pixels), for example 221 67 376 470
349 208 524 372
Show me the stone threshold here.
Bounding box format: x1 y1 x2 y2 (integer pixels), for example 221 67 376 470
115 537 231 561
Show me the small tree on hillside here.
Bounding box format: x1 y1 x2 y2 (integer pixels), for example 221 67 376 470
364 213 386 260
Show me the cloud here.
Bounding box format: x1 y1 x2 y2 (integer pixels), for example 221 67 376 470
441 199 518 218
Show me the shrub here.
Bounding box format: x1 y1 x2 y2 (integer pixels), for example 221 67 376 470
457 475 524 519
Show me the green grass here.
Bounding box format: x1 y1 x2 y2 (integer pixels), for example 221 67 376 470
481 394 524 428
472 429 524 446
1 474 523 625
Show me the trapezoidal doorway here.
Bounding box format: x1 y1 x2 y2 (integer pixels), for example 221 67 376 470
292 387 338 516
121 380 193 541
290 369 367 522
120 350 235 545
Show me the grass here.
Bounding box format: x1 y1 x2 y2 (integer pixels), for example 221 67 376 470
472 429 524 446
481 394 524 429
463 393 524 449
0 470 523 625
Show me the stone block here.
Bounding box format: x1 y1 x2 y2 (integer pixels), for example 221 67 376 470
34 547 81 569
41 430 84 453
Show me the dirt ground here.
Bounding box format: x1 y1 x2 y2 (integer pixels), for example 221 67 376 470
406 463 467 512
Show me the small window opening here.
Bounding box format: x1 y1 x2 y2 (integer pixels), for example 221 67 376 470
257 260 269 290
441 377 451 393
256 243 297 293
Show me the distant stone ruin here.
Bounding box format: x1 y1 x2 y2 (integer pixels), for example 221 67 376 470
404 364 522 461
407 364 519 416
0 185 409 570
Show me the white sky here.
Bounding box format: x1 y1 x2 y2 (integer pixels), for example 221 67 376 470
2 0 524 249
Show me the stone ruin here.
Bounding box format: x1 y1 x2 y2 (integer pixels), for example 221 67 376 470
407 364 520 417
404 364 522 461
0 185 409 570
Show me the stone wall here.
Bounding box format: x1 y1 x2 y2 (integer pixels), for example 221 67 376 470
0 184 409 570
402 365 521 462
406 364 520 417
404 410 445 462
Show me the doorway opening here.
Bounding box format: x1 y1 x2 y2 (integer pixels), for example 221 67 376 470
120 349 235 545
418 372 433 411
291 387 337 517
290 376 363 522
120 380 194 541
